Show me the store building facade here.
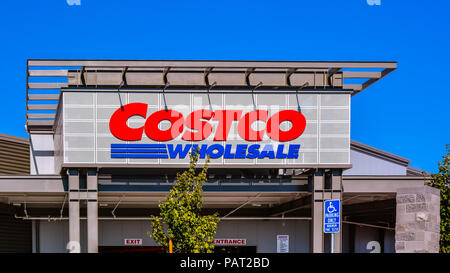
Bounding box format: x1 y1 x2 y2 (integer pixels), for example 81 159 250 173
0 60 440 253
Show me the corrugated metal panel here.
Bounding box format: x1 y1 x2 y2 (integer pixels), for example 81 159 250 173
0 138 30 174
0 214 32 253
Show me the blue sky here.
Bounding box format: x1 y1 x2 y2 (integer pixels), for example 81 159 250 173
0 0 449 173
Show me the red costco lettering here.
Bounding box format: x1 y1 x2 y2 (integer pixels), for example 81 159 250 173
109 103 148 141
213 110 242 141
266 110 306 141
109 104 306 142
237 110 268 141
144 109 184 141
182 109 214 141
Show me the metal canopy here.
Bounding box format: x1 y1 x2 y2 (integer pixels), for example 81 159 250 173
26 59 397 132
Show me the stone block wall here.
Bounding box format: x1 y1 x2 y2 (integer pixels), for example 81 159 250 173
395 186 440 253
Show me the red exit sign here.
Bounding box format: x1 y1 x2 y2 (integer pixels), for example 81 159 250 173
124 239 143 246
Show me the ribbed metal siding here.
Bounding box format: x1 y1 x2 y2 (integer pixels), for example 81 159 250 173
0 139 30 174
0 214 32 252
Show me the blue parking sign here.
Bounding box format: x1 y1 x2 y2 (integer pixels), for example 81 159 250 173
324 200 340 233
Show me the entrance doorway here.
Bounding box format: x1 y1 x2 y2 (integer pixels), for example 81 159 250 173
99 246 165 253
99 245 257 253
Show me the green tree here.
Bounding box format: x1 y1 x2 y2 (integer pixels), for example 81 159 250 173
426 144 450 253
149 150 219 253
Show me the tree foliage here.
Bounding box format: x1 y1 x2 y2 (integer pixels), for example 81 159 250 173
149 150 219 253
426 144 450 253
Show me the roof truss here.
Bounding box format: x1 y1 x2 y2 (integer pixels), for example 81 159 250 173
26 59 396 132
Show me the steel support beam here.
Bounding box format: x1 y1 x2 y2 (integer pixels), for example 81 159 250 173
311 169 325 253
68 170 80 253
269 195 311 216
87 169 98 253
27 60 398 69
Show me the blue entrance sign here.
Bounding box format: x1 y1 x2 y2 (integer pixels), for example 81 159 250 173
324 200 340 233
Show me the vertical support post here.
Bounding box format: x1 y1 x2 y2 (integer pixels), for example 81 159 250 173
331 169 343 253
32 220 40 253
311 169 324 253
68 169 80 253
87 169 98 253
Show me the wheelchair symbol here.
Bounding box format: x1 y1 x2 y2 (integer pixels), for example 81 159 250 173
327 202 337 213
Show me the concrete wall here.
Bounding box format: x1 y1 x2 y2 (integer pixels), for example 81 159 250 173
37 219 310 253
354 225 380 253
37 219 397 253
344 149 406 175
354 226 395 253
339 224 394 253
30 134 55 175
215 220 310 253
37 219 396 253
38 220 87 253
99 220 157 247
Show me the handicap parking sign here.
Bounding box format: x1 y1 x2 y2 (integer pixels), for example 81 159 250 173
324 200 340 233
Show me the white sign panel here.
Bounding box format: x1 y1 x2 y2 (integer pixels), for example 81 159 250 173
124 238 143 246
58 91 350 168
277 235 289 253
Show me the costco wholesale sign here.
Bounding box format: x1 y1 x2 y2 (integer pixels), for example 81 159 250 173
109 104 305 160
56 91 350 168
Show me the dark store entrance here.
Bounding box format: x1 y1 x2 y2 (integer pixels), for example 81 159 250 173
99 246 165 253
214 246 257 253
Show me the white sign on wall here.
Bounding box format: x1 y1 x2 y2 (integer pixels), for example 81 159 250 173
277 235 289 253
124 238 143 246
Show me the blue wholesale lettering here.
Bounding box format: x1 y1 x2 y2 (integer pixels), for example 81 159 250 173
111 143 302 159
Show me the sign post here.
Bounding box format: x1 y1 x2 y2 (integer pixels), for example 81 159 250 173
324 200 340 253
